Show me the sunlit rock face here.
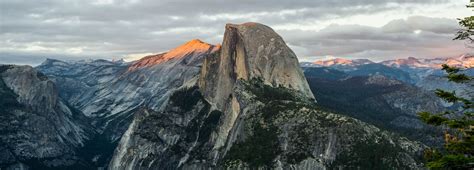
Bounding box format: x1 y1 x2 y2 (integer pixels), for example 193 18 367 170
0 65 92 169
109 23 425 170
128 39 220 71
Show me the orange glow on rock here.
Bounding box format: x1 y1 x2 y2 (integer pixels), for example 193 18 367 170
127 39 219 71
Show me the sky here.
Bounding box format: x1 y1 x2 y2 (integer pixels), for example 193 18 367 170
0 0 473 65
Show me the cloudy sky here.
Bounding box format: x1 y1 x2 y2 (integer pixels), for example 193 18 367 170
1 0 473 65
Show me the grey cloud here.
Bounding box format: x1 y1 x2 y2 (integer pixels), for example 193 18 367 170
278 16 470 61
382 16 458 34
0 0 466 65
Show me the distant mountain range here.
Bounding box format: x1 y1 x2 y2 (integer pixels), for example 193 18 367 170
300 54 473 148
304 54 473 69
303 55 473 96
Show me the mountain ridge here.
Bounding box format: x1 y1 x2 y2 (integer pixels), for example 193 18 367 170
127 39 220 71
310 54 474 69
303 67 445 146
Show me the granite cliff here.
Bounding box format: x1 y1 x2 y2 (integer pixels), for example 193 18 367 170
0 65 92 169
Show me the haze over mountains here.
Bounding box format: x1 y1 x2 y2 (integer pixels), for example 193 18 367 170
0 22 472 169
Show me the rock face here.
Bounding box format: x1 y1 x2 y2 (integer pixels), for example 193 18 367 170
200 23 314 109
0 65 92 169
36 59 128 113
109 23 424 169
128 39 219 71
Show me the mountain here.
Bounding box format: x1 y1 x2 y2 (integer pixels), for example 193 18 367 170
303 67 445 146
36 59 128 115
309 54 473 70
109 22 424 169
313 58 374 67
4 22 437 169
127 39 219 71
0 65 93 169
35 39 220 167
350 63 414 83
381 54 474 69
307 58 417 83
416 73 473 99
308 56 474 98
381 57 427 68
301 67 347 80
311 54 473 70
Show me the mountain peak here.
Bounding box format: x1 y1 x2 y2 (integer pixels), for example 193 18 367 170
199 22 314 108
313 58 351 65
165 39 216 58
40 58 69 66
225 22 262 29
380 55 474 68
127 39 220 71
313 58 374 66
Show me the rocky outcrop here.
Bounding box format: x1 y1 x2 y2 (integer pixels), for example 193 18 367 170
109 22 425 169
199 23 314 109
0 65 92 169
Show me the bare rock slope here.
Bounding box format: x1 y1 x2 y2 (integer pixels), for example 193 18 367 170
0 65 92 169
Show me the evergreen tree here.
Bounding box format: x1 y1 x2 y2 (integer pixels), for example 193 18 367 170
418 3 473 169
418 64 473 169
453 2 474 47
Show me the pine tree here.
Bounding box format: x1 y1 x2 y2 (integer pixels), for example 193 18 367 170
418 3 474 169
453 2 474 48
418 64 473 169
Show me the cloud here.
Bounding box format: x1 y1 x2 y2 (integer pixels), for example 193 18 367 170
382 16 458 34
0 0 472 64
280 16 471 61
